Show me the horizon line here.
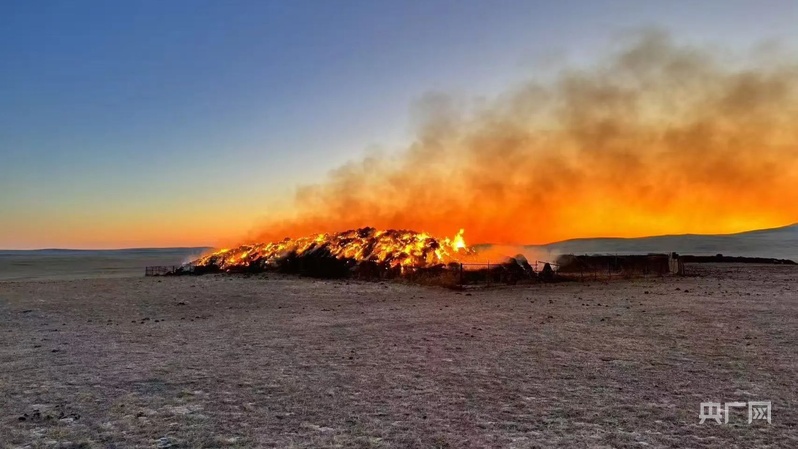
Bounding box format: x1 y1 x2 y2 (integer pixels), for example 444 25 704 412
2 222 795 252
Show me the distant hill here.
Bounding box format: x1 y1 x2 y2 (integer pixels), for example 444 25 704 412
529 224 798 261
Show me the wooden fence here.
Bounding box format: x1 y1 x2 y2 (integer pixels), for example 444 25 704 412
144 265 180 276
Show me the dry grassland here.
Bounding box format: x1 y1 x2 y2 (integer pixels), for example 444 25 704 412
1 264 796 448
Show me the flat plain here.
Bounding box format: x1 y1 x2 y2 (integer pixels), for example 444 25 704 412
1 264 796 448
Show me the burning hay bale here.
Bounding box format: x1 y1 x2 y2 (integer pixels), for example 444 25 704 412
456 255 537 285
187 227 472 279
501 254 537 282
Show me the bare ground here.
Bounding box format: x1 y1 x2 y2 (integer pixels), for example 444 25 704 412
0 264 796 448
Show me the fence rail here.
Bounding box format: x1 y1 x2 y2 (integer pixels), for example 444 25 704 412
144 254 682 283
144 265 180 276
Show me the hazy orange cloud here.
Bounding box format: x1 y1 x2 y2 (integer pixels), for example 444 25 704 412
234 31 798 246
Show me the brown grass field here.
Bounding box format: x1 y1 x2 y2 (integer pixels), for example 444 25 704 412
1 264 796 448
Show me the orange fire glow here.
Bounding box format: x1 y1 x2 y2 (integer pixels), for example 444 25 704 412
227 32 798 248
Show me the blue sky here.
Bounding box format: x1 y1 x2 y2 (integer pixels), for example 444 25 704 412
1 0 797 248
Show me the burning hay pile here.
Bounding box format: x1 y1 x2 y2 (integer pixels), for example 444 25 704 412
179 228 535 284
184 227 476 279
171 227 542 284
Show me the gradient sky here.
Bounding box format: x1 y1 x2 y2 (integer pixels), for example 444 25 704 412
2 0 797 249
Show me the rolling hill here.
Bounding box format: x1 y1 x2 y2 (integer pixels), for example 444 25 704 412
531 223 798 261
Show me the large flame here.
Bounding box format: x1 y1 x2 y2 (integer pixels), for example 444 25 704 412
229 31 798 247
195 227 473 271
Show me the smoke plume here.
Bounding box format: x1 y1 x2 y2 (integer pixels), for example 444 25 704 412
252 31 798 245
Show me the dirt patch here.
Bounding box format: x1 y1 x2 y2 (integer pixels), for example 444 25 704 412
1 266 796 447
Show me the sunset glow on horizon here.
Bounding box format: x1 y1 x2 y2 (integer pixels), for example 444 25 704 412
3 1 798 249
